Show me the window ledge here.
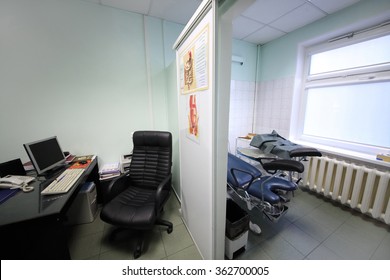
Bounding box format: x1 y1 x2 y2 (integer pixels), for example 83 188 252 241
293 140 390 170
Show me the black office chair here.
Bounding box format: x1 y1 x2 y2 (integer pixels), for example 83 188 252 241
100 131 173 259
0 158 26 177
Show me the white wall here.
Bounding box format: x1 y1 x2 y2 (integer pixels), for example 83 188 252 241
228 0 390 146
0 0 183 180
255 0 390 141
228 80 256 153
253 76 294 138
228 39 258 153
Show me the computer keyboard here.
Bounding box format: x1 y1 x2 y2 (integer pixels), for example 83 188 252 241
41 168 84 195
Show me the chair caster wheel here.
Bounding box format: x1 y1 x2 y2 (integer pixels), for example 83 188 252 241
167 226 173 234
134 247 141 259
134 244 142 259
134 251 141 259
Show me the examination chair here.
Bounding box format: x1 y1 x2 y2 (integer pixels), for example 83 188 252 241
227 153 304 224
100 131 173 259
249 130 322 160
243 131 322 185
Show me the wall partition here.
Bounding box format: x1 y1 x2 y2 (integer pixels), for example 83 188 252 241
173 0 255 260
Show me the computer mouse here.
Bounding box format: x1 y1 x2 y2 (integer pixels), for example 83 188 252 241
79 160 87 165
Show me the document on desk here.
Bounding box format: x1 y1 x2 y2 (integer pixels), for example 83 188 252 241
99 162 120 180
99 162 120 174
69 160 92 169
72 155 95 162
69 155 96 169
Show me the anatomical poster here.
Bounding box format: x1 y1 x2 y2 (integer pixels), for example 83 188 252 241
179 25 209 95
186 94 200 143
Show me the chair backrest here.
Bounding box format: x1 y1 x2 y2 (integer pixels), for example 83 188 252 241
129 131 172 189
0 158 26 177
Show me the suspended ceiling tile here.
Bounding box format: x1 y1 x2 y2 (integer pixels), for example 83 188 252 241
232 16 264 40
309 0 361 14
271 3 326 33
149 0 202 24
100 0 151 14
83 0 101 3
83 0 363 45
242 0 306 24
244 26 286 45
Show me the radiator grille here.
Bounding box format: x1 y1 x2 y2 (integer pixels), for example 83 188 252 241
301 156 390 225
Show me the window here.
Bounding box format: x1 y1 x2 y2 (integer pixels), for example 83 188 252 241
296 22 390 157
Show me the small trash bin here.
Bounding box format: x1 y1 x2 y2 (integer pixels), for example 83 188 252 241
225 199 249 259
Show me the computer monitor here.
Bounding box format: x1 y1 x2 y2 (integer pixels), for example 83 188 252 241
23 136 66 176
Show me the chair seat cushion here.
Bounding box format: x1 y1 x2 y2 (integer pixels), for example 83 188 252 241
100 186 168 230
247 176 297 204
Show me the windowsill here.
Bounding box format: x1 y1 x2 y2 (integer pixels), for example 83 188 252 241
293 140 390 170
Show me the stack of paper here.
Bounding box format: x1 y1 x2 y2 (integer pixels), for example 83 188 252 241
99 162 121 180
376 153 390 162
120 154 132 173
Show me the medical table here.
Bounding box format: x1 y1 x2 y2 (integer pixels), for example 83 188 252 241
227 153 303 223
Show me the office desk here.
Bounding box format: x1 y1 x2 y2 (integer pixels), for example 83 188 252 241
0 157 100 259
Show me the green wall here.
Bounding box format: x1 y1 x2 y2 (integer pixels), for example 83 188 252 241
231 38 258 82
259 0 390 81
0 0 184 175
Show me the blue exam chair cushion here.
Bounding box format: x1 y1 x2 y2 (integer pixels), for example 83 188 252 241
227 153 262 187
227 153 297 204
247 176 297 204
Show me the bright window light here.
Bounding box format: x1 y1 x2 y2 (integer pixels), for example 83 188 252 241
296 23 390 156
304 82 390 148
310 35 390 75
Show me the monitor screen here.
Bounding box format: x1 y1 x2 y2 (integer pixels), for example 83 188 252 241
23 136 66 175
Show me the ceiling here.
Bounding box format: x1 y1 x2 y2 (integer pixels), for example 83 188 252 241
83 0 362 45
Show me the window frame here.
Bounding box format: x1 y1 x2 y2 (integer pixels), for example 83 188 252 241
294 22 390 158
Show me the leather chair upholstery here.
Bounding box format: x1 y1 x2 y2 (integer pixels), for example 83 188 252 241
100 131 173 259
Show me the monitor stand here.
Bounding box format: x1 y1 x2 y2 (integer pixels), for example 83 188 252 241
39 164 68 180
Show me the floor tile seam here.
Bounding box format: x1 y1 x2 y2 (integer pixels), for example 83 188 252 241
68 230 105 253
95 229 112 257
301 238 330 259
290 192 338 242
254 230 304 260
239 243 272 260
320 235 379 260
344 216 390 240
295 200 354 231
164 243 196 258
332 215 387 245
160 228 170 258
291 217 334 243
277 229 317 258
367 234 390 260
287 199 324 221
68 227 106 240
317 219 354 260
286 215 347 259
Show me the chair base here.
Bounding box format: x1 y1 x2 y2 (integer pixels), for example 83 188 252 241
157 218 173 234
263 205 288 222
109 219 173 259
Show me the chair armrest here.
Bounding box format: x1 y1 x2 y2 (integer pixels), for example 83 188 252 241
155 173 172 210
262 159 304 174
104 172 129 203
289 147 322 158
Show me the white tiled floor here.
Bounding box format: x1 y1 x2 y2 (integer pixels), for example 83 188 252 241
237 188 390 260
66 188 390 260
67 194 202 260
